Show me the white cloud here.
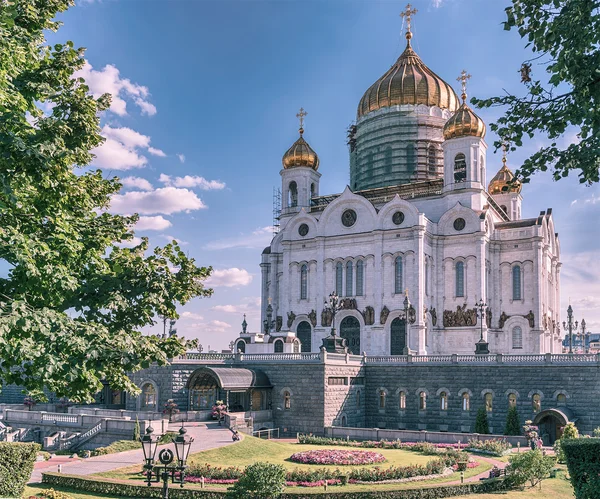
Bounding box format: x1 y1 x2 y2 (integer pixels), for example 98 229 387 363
177 154 186 163
160 174 226 191
205 268 253 288
117 236 143 248
180 311 204 320
204 227 274 251
432 0 444 6
121 176 153 191
160 234 188 245
148 147 166 157
74 61 156 116
561 251 600 331
136 215 172 231
110 187 206 215
204 320 231 333
102 125 150 148
92 137 147 170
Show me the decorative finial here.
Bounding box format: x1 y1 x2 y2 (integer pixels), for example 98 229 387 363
242 314 247 334
400 4 418 46
501 141 508 166
296 107 307 135
456 70 471 103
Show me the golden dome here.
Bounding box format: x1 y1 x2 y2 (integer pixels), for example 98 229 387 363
282 108 319 170
357 38 459 118
488 157 522 194
443 101 486 140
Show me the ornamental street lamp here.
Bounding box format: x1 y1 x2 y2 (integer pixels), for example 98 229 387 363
141 425 194 499
328 291 342 337
403 291 411 355
577 318 589 353
563 305 578 355
263 303 274 333
320 291 347 353
474 298 490 355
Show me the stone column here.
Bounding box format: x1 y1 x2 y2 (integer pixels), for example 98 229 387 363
414 223 426 354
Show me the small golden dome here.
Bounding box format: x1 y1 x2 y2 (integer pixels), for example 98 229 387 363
488 158 522 194
282 130 319 170
443 71 486 140
357 39 459 118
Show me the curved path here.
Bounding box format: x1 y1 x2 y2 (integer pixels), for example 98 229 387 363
29 422 234 484
445 455 507 486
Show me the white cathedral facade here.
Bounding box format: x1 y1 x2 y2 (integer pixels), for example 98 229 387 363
235 18 562 356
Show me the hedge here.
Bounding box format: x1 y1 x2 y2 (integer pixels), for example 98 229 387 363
42 472 509 498
0 441 40 497
561 438 600 499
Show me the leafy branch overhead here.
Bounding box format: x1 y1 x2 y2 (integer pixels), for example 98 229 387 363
0 0 212 402
472 0 600 184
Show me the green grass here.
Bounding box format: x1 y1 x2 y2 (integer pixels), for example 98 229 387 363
92 440 141 456
23 484 136 498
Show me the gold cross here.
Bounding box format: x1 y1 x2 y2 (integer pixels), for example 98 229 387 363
457 69 471 102
501 141 508 165
400 4 418 39
296 107 307 132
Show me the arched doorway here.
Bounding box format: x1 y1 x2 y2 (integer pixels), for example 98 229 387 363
533 408 575 445
390 317 406 355
340 316 360 355
297 321 312 352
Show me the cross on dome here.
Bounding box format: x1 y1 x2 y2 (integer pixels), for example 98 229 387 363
400 4 418 44
457 69 472 103
296 107 307 134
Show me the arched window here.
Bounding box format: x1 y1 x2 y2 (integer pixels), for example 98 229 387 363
341 415 347 427
512 326 523 349
532 394 541 413
462 393 470 411
379 390 386 409
357 390 361 409
300 264 308 300
356 260 364 296
512 266 522 300
384 146 393 175
500 205 508 214
293 340 300 353
346 261 353 296
557 393 567 406
419 392 427 411
480 155 485 185
236 340 246 353
454 153 467 183
440 392 448 411
455 261 465 297
141 383 157 410
274 339 284 353
485 393 493 412
335 262 343 296
399 391 406 410
288 181 298 207
310 183 315 198
283 391 291 410
428 145 437 175
297 321 312 353
394 256 403 294
508 393 517 407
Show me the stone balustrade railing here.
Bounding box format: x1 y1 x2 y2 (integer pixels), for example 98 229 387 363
172 351 600 366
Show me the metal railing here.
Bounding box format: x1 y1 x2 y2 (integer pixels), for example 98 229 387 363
252 428 279 439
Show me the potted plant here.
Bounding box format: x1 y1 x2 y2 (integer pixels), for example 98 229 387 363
211 400 226 424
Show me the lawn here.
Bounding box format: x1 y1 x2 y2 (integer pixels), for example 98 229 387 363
23 484 136 499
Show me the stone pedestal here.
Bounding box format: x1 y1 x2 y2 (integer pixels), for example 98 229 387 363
475 339 490 355
321 334 348 353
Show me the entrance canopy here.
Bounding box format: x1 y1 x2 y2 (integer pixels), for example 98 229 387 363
187 367 271 391
533 407 577 426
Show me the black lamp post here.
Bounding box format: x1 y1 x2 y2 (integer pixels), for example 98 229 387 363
474 298 489 355
403 291 411 355
578 318 589 353
320 291 347 353
141 425 194 499
263 303 274 334
563 305 578 355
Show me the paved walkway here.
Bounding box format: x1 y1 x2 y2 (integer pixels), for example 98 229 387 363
29 422 234 484
445 455 507 486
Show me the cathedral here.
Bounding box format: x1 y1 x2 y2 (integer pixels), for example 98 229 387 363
236 9 562 357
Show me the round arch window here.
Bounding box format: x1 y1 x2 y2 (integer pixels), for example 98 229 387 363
298 224 309 237
341 209 357 227
453 218 466 231
392 211 405 226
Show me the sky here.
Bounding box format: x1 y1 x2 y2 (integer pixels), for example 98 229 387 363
47 0 600 350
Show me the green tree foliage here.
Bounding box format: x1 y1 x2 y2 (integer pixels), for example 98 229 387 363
554 421 580 463
133 417 141 442
0 0 212 402
473 0 600 184
562 438 600 498
475 407 490 434
504 405 521 435
0 442 40 497
226 462 286 499
506 449 556 489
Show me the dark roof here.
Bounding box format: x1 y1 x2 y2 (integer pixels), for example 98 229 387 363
495 218 539 229
262 246 271 255
188 367 271 390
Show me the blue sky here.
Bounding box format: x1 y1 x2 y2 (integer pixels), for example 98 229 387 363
50 0 600 349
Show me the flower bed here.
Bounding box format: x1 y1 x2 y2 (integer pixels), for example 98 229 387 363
289 449 386 466
465 438 512 456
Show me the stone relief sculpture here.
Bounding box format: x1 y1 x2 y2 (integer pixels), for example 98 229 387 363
524 310 535 328
430 308 437 326
362 306 375 325
340 298 357 310
486 307 492 329
308 309 317 328
443 304 478 327
380 305 390 325
408 305 416 324
498 311 509 329
321 308 332 327
287 311 296 329
276 316 283 332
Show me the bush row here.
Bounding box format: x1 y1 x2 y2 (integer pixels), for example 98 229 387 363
0 442 40 498
42 472 509 498
464 438 512 456
562 438 600 499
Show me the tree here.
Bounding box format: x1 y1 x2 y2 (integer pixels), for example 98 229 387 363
163 399 179 422
133 416 141 442
0 0 212 402
475 407 490 434
506 449 556 489
554 421 580 463
504 406 522 436
473 0 600 184
226 462 286 499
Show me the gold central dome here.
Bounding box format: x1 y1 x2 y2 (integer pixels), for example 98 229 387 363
282 128 319 170
357 38 460 119
489 157 522 194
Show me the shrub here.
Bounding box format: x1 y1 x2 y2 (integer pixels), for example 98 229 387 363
289 449 386 465
226 462 286 499
90 440 140 456
465 438 511 456
133 416 141 442
562 438 600 499
0 442 40 497
30 489 75 499
504 406 521 436
475 407 490 434
562 422 579 440
593 427 600 438
505 449 556 488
